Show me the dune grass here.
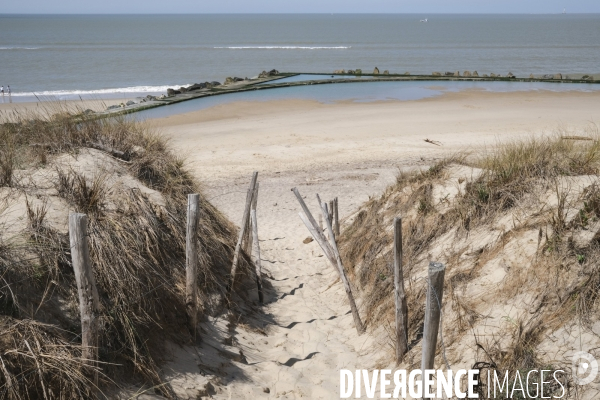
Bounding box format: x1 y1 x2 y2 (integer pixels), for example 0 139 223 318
338 125 600 396
0 104 250 399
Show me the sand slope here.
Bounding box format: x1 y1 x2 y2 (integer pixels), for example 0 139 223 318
137 89 600 399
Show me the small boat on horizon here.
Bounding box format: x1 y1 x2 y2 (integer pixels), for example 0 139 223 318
420 18 428 23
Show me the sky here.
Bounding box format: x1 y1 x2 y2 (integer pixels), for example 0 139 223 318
1 0 598 14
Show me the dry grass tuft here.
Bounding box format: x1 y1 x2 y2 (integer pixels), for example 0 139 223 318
0 103 252 399
339 126 600 393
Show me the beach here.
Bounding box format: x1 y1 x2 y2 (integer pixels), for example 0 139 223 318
153 89 600 182
131 88 600 398
0 97 132 115
4 9 600 399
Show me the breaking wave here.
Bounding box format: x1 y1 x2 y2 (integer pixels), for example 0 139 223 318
10 85 189 97
0 47 40 50
214 46 350 50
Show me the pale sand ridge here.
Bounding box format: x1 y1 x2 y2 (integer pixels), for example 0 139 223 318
134 89 600 398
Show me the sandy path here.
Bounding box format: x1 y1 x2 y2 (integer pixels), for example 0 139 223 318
139 89 600 399
155 165 398 399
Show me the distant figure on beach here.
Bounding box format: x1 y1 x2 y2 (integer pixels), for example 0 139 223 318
1 86 4 102
7 86 11 103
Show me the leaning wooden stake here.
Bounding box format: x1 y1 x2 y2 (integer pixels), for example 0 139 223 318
394 217 409 364
324 202 332 241
333 197 340 237
298 212 337 269
250 209 263 304
246 183 259 255
229 172 258 292
292 187 335 261
69 213 100 384
421 261 446 371
186 194 200 337
319 201 365 334
328 200 334 227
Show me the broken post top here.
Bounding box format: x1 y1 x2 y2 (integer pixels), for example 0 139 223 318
428 261 445 273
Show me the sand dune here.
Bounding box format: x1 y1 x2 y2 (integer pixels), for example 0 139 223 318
141 89 600 398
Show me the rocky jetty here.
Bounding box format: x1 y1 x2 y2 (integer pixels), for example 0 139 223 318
373 67 379 75
166 81 221 97
224 77 245 85
333 69 345 74
472 71 479 77
258 69 279 78
432 72 441 76
463 71 471 77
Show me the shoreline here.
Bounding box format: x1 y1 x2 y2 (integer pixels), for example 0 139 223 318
2 81 600 119
157 88 600 182
0 97 133 114
4 72 598 119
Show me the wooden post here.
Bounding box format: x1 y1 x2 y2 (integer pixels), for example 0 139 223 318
334 197 340 237
319 214 323 232
246 183 259 255
319 201 365 334
292 188 335 260
328 200 334 227
421 262 446 372
324 202 331 241
229 172 258 292
69 213 100 384
186 194 200 337
394 217 409 364
250 209 263 304
298 212 337 268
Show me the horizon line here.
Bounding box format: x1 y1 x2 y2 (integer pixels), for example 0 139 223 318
2 12 600 15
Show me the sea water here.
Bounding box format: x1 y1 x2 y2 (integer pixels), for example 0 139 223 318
1 14 599 101
134 80 600 120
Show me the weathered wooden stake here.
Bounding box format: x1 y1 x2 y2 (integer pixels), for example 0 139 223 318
324 202 331 241
186 194 200 337
298 212 337 268
69 213 100 384
394 217 409 364
319 201 365 334
333 197 340 237
246 183 259 255
328 200 334 227
229 172 258 292
319 214 323 232
292 188 335 260
421 262 446 372
250 209 263 304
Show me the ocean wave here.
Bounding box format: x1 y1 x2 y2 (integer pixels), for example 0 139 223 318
0 47 40 50
214 46 350 50
11 85 189 97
